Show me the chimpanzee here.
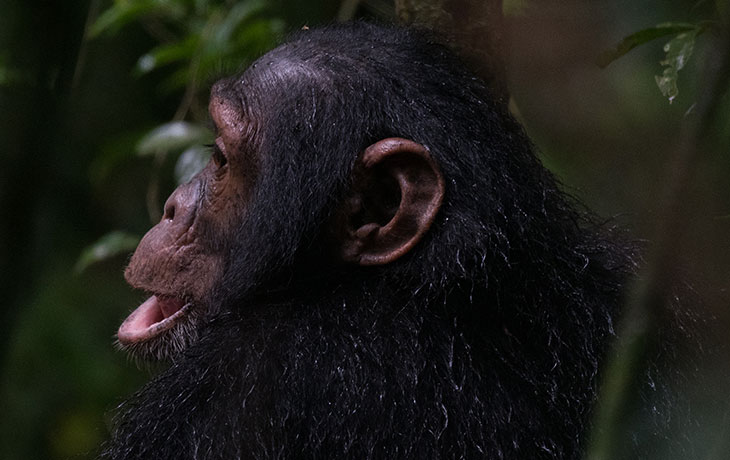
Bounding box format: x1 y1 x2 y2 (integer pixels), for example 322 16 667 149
103 22 697 459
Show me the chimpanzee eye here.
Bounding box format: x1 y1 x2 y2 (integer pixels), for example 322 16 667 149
206 140 228 169
211 147 228 168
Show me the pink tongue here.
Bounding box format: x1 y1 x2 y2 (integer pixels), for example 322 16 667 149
158 296 185 318
117 295 186 343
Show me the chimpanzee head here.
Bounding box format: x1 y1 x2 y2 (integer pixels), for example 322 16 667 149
118 22 588 362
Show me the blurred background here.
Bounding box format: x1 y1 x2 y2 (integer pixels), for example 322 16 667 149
1 0 728 459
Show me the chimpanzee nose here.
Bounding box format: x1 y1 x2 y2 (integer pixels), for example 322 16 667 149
162 181 200 227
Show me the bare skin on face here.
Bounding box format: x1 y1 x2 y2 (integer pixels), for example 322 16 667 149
119 96 256 360
118 84 444 362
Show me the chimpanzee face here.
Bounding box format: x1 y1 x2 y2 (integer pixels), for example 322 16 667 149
118 57 444 362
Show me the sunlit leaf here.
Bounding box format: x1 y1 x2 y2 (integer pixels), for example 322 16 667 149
175 145 211 185
655 29 700 102
75 231 140 273
655 67 680 101
597 22 699 68
136 121 213 156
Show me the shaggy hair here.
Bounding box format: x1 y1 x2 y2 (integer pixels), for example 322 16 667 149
102 22 697 459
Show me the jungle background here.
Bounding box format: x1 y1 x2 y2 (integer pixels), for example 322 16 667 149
1 0 729 459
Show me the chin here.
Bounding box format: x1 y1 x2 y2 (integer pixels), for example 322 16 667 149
116 294 204 362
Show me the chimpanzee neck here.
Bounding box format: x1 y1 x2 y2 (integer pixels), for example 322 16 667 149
102 272 609 460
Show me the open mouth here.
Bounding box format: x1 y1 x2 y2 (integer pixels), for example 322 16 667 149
117 295 190 344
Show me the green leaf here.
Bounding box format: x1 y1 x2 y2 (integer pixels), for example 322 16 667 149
655 67 680 102
208 0 267 50
193 1 273 77
174 145 211 185
135 36 199 75
75 231 140 273
655 29 701 102
230 17 284 57
198 18 281 77
89 0 157 38
597 22 699 68
89 0 188 38
136 121 213 156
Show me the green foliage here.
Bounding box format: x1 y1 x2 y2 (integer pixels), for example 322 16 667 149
78 0 283 267
75 231 140 273
1 259 147 460
88 0 282 170
136 121 214 186
594 0 730 105
175 145 212 183
91 0 283 95
90 0 178 37
596 23 699 68
654 28 702 102
136 120 213 156
89 0 282 160
598 22 706 103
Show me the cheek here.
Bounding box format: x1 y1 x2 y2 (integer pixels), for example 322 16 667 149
199 185 250 248
125 223 225 300
124 166 251 299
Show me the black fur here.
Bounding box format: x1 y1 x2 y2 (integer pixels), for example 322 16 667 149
102 22 696 459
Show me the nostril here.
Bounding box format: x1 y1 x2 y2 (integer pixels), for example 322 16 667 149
164 203 176 221
161 182 198 224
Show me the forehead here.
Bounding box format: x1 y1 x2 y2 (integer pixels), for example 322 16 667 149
210 52 310 107
208 94 242 132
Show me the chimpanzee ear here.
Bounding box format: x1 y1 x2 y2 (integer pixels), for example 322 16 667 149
340 138 445 266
